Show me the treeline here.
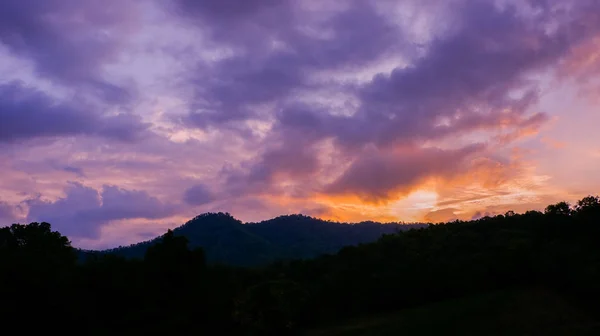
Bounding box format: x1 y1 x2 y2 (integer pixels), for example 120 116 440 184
1 196 600 334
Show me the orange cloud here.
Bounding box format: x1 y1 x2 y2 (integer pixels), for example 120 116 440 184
324 144 486 205
302 149 535 224
494 113 549 145
424 208 460 223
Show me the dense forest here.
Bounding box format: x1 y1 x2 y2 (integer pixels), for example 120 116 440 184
2 196 600 334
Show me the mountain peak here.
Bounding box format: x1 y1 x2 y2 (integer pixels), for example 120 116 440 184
179 212 242 228
191 212 239 221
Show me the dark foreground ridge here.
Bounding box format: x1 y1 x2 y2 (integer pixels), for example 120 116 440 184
85 213 426 266
2 196 600 335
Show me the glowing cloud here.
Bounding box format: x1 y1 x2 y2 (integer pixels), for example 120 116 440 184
1 0 600 247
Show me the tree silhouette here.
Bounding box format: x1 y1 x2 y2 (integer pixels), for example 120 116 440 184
544 201 572 216
574 195 600 217
0 222 77 330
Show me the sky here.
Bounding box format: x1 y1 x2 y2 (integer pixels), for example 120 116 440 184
1 0 599 249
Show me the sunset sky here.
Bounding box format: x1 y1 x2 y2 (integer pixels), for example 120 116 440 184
1 0 599 249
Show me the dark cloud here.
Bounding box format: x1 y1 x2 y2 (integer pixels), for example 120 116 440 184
327 144 485 203
295 0 582 150
0 0 137 102
177 0 578 143
183 184 215 206
62 166 86 178
100 185 178 220
180 1 402 129
0 82 149 143
170 0 294 47
27 183 179 239
175 0 282 20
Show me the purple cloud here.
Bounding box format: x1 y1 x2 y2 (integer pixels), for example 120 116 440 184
188 0 600 202
0 201 17 224
62 166 86 178
0 82 149 143
0 0 139 102
27 183 179 239
2 0 600 247
180 1 401 129
175 0 282 20
286 1 577 150
183 184 215 206
169 0 294 47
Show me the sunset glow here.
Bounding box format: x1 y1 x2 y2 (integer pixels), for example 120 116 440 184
1 0 600 248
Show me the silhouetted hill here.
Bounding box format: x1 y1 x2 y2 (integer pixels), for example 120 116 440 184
84 213 425 266
6 195 600 334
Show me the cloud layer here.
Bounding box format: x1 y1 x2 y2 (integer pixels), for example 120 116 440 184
1 0 600 247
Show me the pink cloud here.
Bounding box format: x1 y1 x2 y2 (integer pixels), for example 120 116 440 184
2 0 600 248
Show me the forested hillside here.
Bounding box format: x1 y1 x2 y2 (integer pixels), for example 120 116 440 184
2 196 600 335
88 213 424 266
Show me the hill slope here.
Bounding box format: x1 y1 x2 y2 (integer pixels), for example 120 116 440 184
305 288 599 336
87 213 425 266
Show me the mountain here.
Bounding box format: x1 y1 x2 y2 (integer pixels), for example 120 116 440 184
85 213 426 266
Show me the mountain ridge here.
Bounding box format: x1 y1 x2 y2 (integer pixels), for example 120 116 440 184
82 212 427 266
